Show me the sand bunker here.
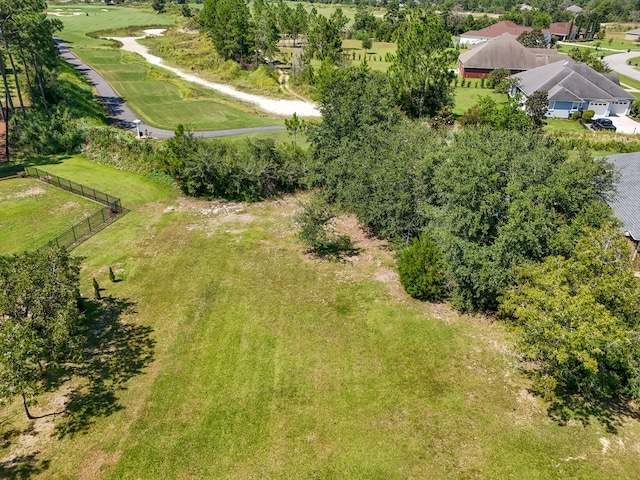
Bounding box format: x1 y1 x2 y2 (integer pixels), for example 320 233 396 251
106 29 320 117
48 11 84 16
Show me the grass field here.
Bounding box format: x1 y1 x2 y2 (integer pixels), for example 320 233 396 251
0 177 100 254
3 155 640 478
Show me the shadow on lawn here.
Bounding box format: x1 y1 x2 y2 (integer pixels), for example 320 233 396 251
547 393 640 434
54 295 155 439
0 452 51 479
0 156 68 179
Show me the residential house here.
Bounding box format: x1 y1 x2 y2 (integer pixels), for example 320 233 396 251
511 60 635 118
566 5 583 14
459 20 535 45
606 152 640 243
458 34 566 78
625 28 640 41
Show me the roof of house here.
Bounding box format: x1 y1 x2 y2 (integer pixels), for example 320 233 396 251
458 34 566 71
548 22 572 36
461 20 533 39
606 152 640 242
566 5 583 13
513 60 636 103
626 28 640 36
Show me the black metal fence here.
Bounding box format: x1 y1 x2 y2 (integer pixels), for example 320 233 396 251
38 206 128 251
23 167 127 251
24 166 122 213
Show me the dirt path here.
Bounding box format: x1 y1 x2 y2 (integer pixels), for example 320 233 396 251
107 29 320 118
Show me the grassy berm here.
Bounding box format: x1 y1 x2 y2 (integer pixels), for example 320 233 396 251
1 155 640 479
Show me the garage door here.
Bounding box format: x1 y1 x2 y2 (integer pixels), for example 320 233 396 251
588 101 609 116
610 100 630 115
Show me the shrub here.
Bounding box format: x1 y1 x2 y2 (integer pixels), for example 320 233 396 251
398 233 447 301
459 105 484 126
487 68 509 89
93 278 101 299
109 267 116 282
630 99 640 119
295 195 356 258
570 111 583 121
582 109 595 122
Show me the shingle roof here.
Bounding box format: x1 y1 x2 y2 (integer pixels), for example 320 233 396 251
513 60 635 102
461 20 532 39
626 28 640 35
458 34 566 70
566 5 583 13
606 153 640 242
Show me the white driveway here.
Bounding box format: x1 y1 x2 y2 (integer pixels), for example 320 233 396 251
594 115 640 134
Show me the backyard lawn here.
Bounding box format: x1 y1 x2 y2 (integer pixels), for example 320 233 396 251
0 177 101 254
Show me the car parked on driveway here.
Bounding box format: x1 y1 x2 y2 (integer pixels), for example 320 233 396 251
592 118 617 131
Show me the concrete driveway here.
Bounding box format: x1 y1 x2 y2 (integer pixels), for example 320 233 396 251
594 115 640 134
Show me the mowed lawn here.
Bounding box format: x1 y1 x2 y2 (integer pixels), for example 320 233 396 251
2 155 640 478
0 177 101 254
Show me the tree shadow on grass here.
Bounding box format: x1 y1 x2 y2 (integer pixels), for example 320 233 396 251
54 295 155 439
0 156 67 179
546 393 640 434
0 453 50 479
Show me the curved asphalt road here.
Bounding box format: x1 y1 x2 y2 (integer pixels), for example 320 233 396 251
58 40 286 139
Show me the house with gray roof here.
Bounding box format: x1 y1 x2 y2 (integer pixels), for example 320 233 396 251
458 34 565 78
566 4 583 14
606 152 640 242
625 28 640 41
511 60 635 118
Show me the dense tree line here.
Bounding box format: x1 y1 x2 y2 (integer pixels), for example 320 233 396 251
0 0 63 121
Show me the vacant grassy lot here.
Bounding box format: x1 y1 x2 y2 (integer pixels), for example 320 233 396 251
2 155 640 479
0 177 101 254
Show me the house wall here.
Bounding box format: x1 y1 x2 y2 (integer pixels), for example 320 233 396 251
460 65 524 78
459 35 490 45
546 100 587 118
625 33 640 41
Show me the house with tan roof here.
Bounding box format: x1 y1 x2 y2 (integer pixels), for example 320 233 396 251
458 34 566 78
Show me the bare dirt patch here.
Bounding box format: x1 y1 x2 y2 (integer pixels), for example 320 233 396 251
78 450 122 480
1 186 47 201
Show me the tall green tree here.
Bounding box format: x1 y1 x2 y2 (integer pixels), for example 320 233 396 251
388 12 457 118
428 130 617 311
305 14 342 64
0 248 83 418
253 0 279 64
500 225 640 402
202 0 253 63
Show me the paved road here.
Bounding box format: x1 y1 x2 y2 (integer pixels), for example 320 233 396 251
603 52 640 84
57 40 286 139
